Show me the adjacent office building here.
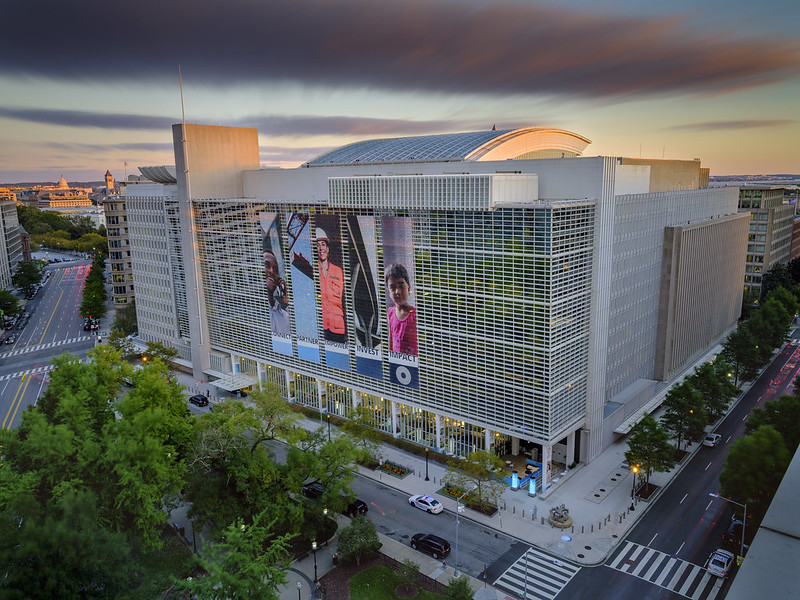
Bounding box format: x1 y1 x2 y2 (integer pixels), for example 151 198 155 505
0 190 23 290
128 124 748 491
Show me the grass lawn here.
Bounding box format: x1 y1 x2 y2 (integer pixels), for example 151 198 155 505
130 529 196 600
349 565 443 600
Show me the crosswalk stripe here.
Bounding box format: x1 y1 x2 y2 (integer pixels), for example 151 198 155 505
493 547 580 600
654 557 676 586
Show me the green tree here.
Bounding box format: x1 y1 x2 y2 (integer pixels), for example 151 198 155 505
442 450 506 508
0 289 21 318
444 575 476 600
744 392 800 453
624 414 674 488
12 260 43 294
339 404 383 464
719 425 790 520
722 326 762 385
143 340 179 365
107 327 136 358
179 511 293 600
661 380 706 451
336 515 381 566
759 263 795 302
76 232 108 255
691 359 738 422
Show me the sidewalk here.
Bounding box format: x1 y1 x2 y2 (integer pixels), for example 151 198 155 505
171 368 737 599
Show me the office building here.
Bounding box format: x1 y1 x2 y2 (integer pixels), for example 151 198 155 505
0 190 23 290
129 124 748 490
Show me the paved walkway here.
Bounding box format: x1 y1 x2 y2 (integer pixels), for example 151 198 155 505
171 369 745 600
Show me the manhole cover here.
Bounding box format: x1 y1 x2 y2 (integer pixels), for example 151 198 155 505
561 535 572 542
599 488 606 492
616 473 622 476
594 493 600 497
584 546 592 550
610 478 617 481
577 553 585 558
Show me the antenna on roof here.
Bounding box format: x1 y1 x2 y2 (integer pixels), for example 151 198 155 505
178 65 186 127
492 124 497 131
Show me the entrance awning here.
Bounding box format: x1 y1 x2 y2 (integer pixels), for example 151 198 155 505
209 373 257 392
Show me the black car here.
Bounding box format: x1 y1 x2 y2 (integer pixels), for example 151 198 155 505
188 394 209 407
410 533 451 559
722 518 743 550
301 482 325 499
342 499 368 517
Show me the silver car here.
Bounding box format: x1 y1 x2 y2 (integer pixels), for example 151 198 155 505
705 548 734 577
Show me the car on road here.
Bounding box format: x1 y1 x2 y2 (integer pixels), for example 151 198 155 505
722 518 743 550
302 482 325 499
5 335 16 344
703 433 722 447
188 394 209 407
409 494 443 514
410 533 450 559
342 499 368 517
705 548 734 577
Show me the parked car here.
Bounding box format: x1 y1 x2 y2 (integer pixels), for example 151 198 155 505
705 548 735 577
188 394 209 407
342 499 368 517
302 482 325 499
409 494 443 514
410 533 451 559
722 518 743 550
703 433 722 447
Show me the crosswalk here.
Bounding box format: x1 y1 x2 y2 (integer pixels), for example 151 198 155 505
0 336 92 359
492 546 580 600
0 365 55 382
607 541 725 600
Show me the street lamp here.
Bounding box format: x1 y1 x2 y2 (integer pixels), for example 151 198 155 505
312 540 318 583
424 447 430 481
454 484 478 577
326 413 331 442
630 465 639 511
296 581 302 600
709 493 747 561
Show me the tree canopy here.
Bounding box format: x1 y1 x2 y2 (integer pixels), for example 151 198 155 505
624 414 674 487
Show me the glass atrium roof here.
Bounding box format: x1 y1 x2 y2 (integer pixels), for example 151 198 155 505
308 129 516 166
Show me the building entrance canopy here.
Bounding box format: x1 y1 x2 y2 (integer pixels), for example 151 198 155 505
209 373 257 392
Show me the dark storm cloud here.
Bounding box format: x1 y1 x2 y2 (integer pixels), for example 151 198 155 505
3 0 799 99
668 119 796 131
0 108 174 130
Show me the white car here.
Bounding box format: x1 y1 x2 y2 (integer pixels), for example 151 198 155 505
703 433 722 447
409 494 443 514
705 548 734 577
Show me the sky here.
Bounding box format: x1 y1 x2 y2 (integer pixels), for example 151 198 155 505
1 0 799 184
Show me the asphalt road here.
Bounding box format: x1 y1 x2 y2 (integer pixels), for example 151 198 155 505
557 341 800 600
0 260 95 429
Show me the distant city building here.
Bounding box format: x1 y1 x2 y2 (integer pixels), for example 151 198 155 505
37 175 92 208
102 195 134 310
738 186 794 304
0 189 23 289
127 124 747 491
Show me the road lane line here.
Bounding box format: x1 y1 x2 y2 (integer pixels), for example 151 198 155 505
705 462 712 471
726 436 731 443
3 376 32 429
680 493 688 504
648 533 658 547
705 500 713 510
676 541 685 555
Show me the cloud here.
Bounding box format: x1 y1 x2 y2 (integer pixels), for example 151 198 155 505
0 108 174 130
668 119 797 131
3 0 799 100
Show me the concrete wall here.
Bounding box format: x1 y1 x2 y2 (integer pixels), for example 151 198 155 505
619 158 702 192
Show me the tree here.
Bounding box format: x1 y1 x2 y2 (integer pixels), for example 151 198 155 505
624 414 674 488
143 340 178 366
0 289 21 317
339 404 383 465
395 559 421 597
661 380 706 451
722 326 762 385
442 450 506 508
336 515 381 566
744 392 800 453
12 260 42 294
444 575 475 600
759 263 795 303
691 359 738 422
107 327 136 358
719 425 790 520
179 511 293 600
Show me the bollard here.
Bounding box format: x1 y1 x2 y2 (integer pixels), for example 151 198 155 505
571 526 574 533
541 517 545 526
591 524 594 532
513 506 515 515
582 525 584 534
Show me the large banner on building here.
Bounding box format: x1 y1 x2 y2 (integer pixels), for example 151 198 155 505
260 212 292 356
381 216 419 388
286 212 320 363
314 214 350 371
347 215 382 378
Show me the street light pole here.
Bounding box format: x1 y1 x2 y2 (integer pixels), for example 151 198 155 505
312 540 318 583
709 493 747 561
454 484 477 577
425 447 430 481
297 581 302 600
630 465 639 511
326 413 331 442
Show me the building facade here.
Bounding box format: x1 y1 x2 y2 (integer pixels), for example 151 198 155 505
739 186 794 304
129 124 747 491
103 197 134 308
0 190 23 290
